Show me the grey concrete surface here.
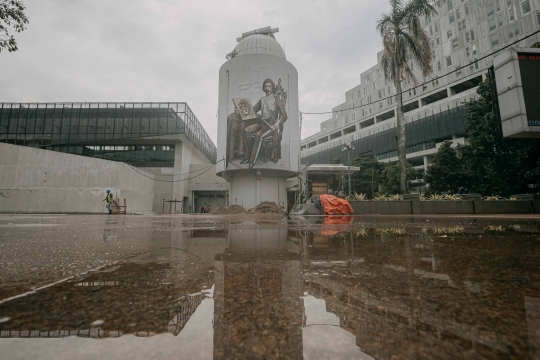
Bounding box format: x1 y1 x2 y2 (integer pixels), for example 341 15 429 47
0 143 155 214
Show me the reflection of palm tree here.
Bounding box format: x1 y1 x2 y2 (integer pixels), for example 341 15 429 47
377 0 436 192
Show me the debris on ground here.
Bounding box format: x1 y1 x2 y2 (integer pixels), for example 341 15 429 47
213 205 247 214
247 201 285 215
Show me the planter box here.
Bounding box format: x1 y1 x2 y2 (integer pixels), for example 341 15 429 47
350 201 412 215
475 200 533 214
419 201 475 214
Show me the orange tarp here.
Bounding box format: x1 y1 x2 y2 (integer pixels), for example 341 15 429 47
319 194 354 215
321 216 354 235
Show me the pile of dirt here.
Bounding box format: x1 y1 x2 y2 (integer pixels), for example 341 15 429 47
247 201 285 215
213 204 247 215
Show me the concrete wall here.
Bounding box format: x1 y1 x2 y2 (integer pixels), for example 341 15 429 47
189 164 228 192
173 135 213 205
350 198 537 215
0 143 155 213
143 167 175 213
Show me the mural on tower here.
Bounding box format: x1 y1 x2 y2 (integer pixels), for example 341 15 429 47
226 78 288 169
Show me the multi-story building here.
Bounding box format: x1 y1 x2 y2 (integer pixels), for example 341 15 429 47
301 0 540 173
0 102 226 214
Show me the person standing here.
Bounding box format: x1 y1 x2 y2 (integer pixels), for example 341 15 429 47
102 190 113 214
243 78 288 167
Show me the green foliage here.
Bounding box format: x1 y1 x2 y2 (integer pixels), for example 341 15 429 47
380 161 419 195
421 78 540 196
461 78 540 196
348 155 386 198
377 0 437 84
329 156 343 164
424 141 470 193
0 0 28 53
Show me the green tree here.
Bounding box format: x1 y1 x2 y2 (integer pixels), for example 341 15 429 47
348 154 387 198
462 78 540 196
424 141 470 193
381 161 419 195
377 0 437 193
0 0 29 53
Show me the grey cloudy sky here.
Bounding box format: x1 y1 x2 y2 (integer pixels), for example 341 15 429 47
0 0 391 143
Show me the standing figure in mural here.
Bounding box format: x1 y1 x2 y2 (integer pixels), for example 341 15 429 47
243 78 288 168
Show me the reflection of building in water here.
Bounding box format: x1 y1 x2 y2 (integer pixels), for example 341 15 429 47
297 227 540 359
213 221 304 359
0 228 226 339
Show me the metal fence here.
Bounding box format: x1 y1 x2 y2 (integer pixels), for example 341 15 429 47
0 102 217 164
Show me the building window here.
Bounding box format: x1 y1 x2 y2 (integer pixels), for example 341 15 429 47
466 31 470 42
452 38 459 49
456 8 461 20
446 56 452 67
498 13 503 26
436 35 440 44
509 7 515 21
514 23 520 36
465 3 469 14
521 0 531 15
466 46 470 57
489 17 497 31
487 4 494 17
496 0 501 11
430 25 433 35
470 29 475 40
447 28 453 39
472 44 477 55
537 10 540 24
491 33 499 47
435 21 439 32
449 12 455 23
345 116 349 123
447 0 453 10
437 61 441 71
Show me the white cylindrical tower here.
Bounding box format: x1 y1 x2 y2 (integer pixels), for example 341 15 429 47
216 27 300 210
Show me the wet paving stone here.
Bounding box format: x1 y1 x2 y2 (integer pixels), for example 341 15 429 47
0 214 540 359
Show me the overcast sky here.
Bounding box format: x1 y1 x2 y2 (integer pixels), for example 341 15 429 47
0 0 391 143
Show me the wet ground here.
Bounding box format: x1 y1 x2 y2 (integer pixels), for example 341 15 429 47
1 214 540 359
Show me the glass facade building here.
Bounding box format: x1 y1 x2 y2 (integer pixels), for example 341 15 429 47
0 102 217 167
301 105 467 165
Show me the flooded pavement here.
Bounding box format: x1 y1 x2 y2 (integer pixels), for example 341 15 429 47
1 215 540 359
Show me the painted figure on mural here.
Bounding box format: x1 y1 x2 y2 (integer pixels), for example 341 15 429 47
226 78 288 169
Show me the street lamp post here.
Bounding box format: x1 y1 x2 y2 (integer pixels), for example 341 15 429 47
342 142 355 199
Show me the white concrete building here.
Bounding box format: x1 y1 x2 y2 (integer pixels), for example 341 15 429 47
301 0 540 172
216 27 300 210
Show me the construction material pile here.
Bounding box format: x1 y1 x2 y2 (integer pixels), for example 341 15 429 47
247 201 285 215
213 205 247 215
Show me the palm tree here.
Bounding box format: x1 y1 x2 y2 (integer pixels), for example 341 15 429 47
377 0 437 193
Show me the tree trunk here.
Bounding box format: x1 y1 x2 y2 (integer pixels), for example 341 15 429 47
395 66 407 193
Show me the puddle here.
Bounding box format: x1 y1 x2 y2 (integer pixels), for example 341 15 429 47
1 216 540 359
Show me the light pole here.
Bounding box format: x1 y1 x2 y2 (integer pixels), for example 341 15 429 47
342 142 355 198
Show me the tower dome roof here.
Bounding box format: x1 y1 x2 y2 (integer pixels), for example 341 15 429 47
234 33 286 59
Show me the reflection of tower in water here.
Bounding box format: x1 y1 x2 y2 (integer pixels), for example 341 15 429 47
213 222 304 359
